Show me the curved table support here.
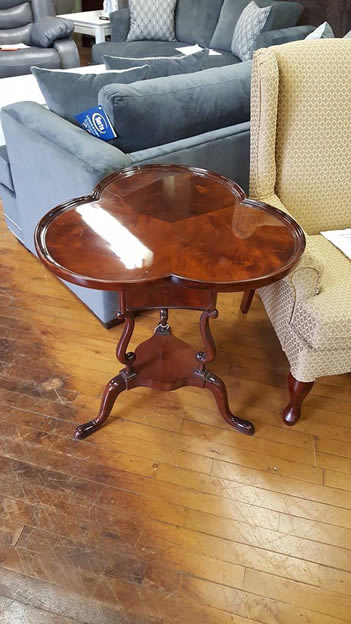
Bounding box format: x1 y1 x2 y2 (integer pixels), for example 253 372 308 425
74 302 255 440
190 370 255 436
196 309 218 373
74 374 127 439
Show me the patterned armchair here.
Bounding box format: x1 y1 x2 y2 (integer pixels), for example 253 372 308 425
0 0 79 78
242 39 351 425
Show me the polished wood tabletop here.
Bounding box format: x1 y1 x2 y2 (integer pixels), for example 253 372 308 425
35 164 305 292
35 165 305 441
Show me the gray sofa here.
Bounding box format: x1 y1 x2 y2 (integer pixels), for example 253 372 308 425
92 0 314 66
0 0 79 78
0 62 252 326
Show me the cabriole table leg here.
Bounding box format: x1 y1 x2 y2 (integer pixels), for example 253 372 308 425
73 300 255 440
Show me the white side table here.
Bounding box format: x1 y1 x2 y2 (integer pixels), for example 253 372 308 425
58 10 112 44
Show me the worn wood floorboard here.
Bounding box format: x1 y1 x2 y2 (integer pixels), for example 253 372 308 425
1 179 351 624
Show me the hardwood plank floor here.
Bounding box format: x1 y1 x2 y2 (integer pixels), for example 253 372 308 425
1 201 351 624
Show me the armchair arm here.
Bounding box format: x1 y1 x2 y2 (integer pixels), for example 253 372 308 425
253 25 315 51
288 236 326 304
110 8 130 42
258 193 325 301
31 16 74 48
53 38 80 69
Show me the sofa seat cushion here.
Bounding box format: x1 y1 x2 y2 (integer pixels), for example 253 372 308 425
93 40 240 69
99 61 251 153
0 47 60 78
104 48 209 78
205 49 240 68
0 145 14 193
291 235 351 351
92 40 201 64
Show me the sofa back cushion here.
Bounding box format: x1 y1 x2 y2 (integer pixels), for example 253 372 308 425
261 0 303 30
175 0 224 47
0 1 33 44
31 65 150 125
99 61 251 153
211 0 303 52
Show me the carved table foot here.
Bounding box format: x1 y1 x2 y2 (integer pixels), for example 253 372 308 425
191 370 255 436
74 373 127 439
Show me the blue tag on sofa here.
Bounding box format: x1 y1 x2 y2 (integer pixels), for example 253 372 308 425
75 105 117 141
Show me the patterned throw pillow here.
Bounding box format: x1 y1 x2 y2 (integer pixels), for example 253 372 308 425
127 0 177 42
305 22 334 39
231 1 272 62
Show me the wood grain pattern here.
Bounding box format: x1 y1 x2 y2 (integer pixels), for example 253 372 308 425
1 206 351 623
35 165 305 292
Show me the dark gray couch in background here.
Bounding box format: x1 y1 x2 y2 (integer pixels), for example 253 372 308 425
92 0 314 66
0 0 79 78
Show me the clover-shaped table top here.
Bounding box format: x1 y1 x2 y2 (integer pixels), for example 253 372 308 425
35 165 305 292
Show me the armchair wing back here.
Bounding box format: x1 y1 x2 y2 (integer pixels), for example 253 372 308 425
246 39 351 426
250 39 351 234
0 0 79 77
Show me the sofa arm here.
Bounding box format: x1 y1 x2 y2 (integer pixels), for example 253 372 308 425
110 8 130 42
2 102 132 179
53 39 80 69
2 102 133 255
254 25 315 51
31 16 74 48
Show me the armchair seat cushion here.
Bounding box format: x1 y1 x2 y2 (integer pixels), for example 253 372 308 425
291 235 351 351
0 47 60 78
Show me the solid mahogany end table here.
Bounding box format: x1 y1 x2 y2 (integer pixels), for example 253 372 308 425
35 165 305 440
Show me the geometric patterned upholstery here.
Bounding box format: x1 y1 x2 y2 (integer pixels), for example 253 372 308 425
231 1 271 62
291 236 351 351
127 0 177 42
250 40 351 382
274 41 351 234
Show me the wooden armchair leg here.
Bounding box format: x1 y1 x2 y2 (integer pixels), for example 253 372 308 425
282 372 314 426
240 289 255 314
